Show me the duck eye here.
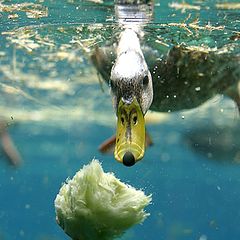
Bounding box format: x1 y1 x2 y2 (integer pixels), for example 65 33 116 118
142 75 149 86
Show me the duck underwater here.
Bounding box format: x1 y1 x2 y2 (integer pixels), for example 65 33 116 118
92 0 240 166
93 1 154 166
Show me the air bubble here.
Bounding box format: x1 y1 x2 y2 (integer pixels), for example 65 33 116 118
195 87 201 91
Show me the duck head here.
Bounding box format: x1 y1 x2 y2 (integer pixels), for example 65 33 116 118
110 30 153 166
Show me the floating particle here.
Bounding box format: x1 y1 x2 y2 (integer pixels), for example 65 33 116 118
216 3 240 10
169 2 201 12
195 87 201 91
8 13 19 19
19 230 24 237
25 204 31 209
199 234 207 240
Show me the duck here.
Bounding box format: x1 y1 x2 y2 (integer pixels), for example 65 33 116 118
92 3 240 167
92 1 154 167
95 27 153 167
93 37 240 166
110 27 153 166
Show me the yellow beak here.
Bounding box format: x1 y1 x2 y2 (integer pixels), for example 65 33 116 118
114 97 145 166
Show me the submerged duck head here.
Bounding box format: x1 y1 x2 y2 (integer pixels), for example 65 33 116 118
110 30 153 166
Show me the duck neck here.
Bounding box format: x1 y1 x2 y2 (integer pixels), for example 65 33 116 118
116 28 143 58
114 2 153 57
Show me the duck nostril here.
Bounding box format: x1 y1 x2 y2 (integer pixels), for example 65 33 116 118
123 151 135 167
121 117 124 125
133 116 137 125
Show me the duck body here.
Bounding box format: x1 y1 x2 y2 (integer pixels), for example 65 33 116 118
93 44 240 113
149 45 240 112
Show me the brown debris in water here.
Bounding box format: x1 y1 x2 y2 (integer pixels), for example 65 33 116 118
26 8 48 19
0 2 48 19
230 32 240 41
2 27 54 52
8 13 19 20
42 43 84 63
160 16 224 37
216 3 240 10
169 2 201 13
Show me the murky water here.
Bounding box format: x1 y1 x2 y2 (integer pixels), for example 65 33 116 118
0 0 240 239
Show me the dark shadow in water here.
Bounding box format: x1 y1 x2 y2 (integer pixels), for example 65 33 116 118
184 123 240 164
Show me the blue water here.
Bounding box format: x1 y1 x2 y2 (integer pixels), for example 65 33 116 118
0 0 240 239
